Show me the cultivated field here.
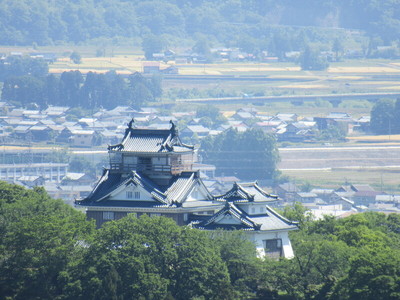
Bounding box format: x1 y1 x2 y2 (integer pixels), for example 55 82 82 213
278 146 400 191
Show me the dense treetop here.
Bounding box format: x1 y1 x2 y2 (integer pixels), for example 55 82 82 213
0 0 399 46
370 98 400 135
0 63 161 109
200 128 280 181
1 181 400 299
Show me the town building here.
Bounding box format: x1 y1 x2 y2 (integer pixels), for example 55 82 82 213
75 120 298 259
0 162 68 183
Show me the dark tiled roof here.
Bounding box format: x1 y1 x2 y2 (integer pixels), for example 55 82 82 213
79 200 171 208
108 122 193 153
191 203 298 232
76 170 167 205
214 182 278 203
251 206 298 231
192 202 261 230
165 171 213 204
76 170 212 207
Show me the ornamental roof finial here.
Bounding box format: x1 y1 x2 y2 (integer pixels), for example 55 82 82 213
128 118 134 129
170 120 177 137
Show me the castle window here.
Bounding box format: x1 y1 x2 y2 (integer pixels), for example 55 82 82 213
264 239 282 259
134 191 140 199
103 211 114 220
126 191 133 199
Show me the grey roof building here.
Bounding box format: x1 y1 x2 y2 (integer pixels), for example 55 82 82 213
76 120 216 227
76 120 298 258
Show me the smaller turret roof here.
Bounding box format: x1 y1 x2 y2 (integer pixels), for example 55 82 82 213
191 202 297 232
214 181 279 203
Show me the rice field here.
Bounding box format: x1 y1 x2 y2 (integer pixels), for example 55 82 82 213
40 47 400 99
280 168 400 191
347 135 400 142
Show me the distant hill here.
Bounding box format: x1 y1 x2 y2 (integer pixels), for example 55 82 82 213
0 1 398 50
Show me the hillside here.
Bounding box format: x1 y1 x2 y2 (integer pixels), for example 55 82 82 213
0 0 399 48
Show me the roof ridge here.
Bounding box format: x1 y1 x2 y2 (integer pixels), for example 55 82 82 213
265 205 299 226
204 202 260 229
167 172 196 203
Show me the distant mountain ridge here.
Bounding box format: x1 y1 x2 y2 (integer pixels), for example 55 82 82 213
0 0 398 46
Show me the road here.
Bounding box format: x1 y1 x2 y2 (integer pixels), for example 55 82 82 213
176 92 400 105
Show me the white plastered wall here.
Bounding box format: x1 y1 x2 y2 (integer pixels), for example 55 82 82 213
247 230 295 259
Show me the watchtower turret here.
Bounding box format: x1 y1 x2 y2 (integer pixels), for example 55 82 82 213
107 120 195 186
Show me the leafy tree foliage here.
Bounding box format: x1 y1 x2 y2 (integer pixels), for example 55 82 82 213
64 214 234 300
0 0 398 56
141 34 165 60
281 202 314 229
210 230 262 299
70 51 82 64
0 182 94 300
1 70 162 109
201 128 280 181
260 210 400 300
332 38 344 61
299 46 329 71
0 56 48 81
370 98 397 135
317 125 346 141
195 105 227 126
2 75 45 106
1 182 400 300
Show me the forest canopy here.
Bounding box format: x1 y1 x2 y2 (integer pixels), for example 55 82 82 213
200 128 280 181
1 181 400 299
0 0 399 47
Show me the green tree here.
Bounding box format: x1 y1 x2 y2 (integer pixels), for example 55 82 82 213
393 98 400 133
333 248 400 300
128 72 162 107
1 75 45 106
70 51 82 64
281 202 313 229
0 182 94 300
210 230 261 298
0 56 48 81
370 99 395 135
69 156 96 176
260 211 400 299
142 34 164 60
299 46 329 71
196 105 219 120
67 215 233 300
201 128 279 181
196 105 226 126
317 125 346 141
58 70 84 107
192 36 214 62
332 38 344 61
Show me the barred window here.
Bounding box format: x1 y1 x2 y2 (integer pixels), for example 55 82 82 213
103 211 115 220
